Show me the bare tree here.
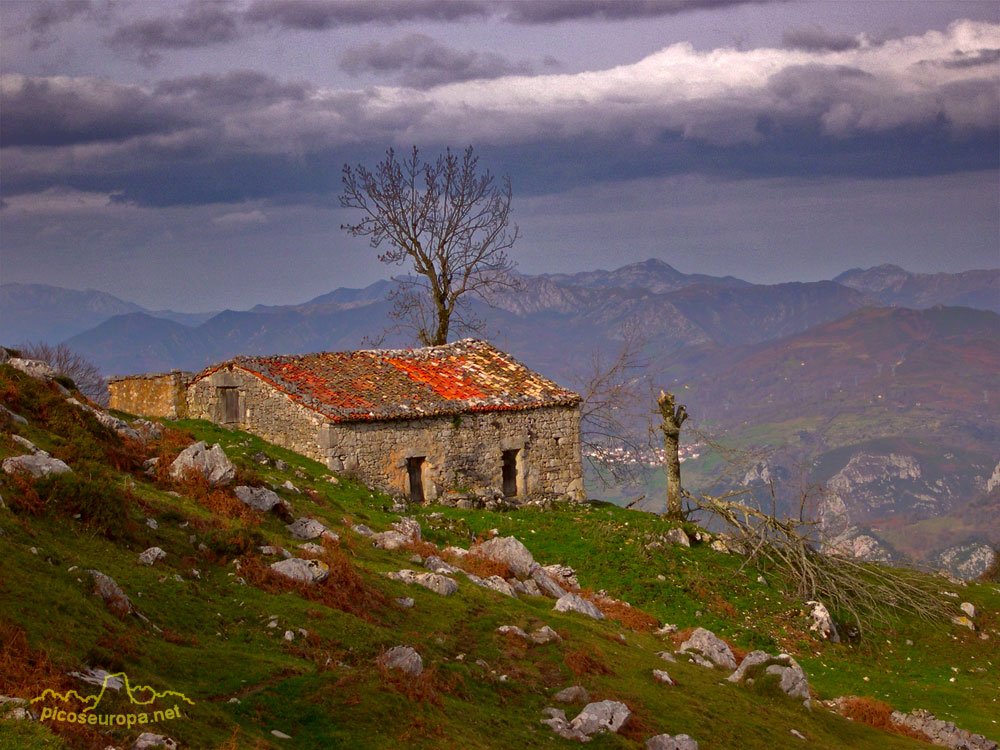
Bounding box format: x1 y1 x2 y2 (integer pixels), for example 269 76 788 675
18 342 108 406
572 324 650 487
655 397 949 639
656 390 688 519
340 146 519 346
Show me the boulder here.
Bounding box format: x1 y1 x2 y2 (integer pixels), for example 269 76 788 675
235 486 285 513
664 527 691 547
423 556 460 575
137 547 167 566
2 452 72 478
890 708 997 750
496 625 528 639
372 530 411 550
678 628 736 669
0 695 31 720
132 733 178 750
806 600 840 642
87 570 132 615
68 667 124 691
8 357 57 381
543 564 579 588
540 707 590 742
169 441 235 486
479 575 518 598
269 558 329 585
285 517 328 540
646 734 699 750
960 602 977 618
652 669 674 685
728 651 810 706
530 564 567 598
378 645 423 677
392 517 422 541
529 626 562 645
570 700 631 736
0 404 27 425
470 536 535 577
554 593 604 620
554 685 590 703
387 569 458 596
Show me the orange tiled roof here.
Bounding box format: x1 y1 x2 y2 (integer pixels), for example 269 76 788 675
196 339 580 423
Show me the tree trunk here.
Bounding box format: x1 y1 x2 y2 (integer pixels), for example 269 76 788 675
656 390 688 520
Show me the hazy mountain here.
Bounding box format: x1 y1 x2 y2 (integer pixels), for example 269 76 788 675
834 264 1000 312
0 282 217 345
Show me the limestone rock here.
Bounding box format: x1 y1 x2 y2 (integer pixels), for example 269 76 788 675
423 556 460 575
8 357 57 381
806 600 840 642
529 625 562 644
378 645 423 677
269 558 329 585
540 707 590 742
11 434 38 452
131 733 178 750
678 628 737 669
138 547 167 566
234 486 285 513
652 669 674 685
554 685 590 703
570 700 631 736
87 570 132 615
392 517 422 541
891 708 997 750
496 625 528 639
470 536 535 577
132 419 163 442
372 530 411 550
351 524 374 537
960 602 977 618
2 452 72 478
285 517 328 541
0 695 31 720
169 441 235 486
387 569 458 596
0 404 27 425
543 564 579 588
68 668 124 691
951 615 976 630
479 575 518 598
555 593 604 620
530 564 567 598
728 651 810 706
646 734 699 750
664 527 691 547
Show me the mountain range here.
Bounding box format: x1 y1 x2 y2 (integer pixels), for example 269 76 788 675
2 259 997 574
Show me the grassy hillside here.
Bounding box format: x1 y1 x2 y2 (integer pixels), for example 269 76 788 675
0 365 997 749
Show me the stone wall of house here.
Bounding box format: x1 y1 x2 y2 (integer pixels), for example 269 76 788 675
320 406 584 501
186 366 328 462
108 371 192 418
185 365 584 501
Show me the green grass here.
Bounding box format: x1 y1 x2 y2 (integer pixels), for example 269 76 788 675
0 365 997 749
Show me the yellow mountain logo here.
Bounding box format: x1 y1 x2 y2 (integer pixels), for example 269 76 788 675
31 672 193 728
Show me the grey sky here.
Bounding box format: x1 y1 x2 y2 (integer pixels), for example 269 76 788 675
1 0 997 311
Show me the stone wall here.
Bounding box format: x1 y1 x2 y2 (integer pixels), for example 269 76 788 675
320 406 583 501
108 371 192 418
186 364 583 501
186 366 327 463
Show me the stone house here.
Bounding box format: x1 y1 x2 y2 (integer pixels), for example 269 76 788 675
111 339 583 502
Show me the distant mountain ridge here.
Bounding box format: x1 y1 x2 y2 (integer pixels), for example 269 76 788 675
0 283 217 345
834 264 999 312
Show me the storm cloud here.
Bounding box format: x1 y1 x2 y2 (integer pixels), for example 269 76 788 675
2 20 997 206
339 34 532 88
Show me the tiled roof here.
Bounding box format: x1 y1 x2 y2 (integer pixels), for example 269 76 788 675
196 339 580 423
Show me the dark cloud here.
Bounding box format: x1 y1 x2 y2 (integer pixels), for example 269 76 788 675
941 48 1000 68
781 26 862 52
0 75 191 147
107 0 242 65
154 70 311 106
340 33 532 88
26 0 106 50
503 0 787 24
244 0 489 29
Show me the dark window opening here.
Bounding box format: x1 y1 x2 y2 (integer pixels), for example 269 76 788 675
407 457 425 504
502 449 519 497
217 387 240 424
